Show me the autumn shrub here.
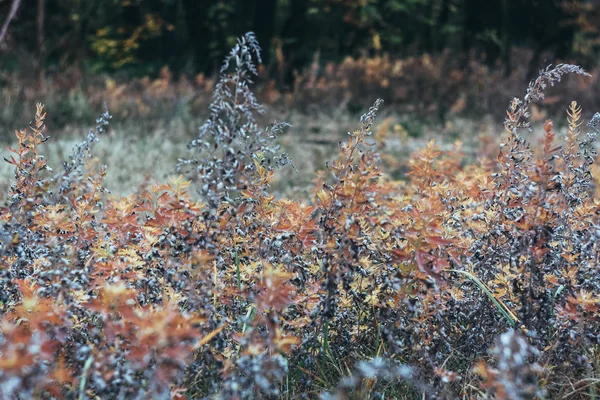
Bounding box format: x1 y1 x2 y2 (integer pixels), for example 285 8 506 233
287 48 600 124
2 32 600 400
4 47 600 140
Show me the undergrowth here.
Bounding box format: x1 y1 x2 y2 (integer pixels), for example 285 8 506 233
1 32 600 399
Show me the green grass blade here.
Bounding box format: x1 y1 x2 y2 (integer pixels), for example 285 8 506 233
450 269 518 328
235 251 242 290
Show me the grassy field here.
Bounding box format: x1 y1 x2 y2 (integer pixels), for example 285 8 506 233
0 108 503 200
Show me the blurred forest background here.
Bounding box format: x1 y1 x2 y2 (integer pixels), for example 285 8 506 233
2 0 600 194
3 0 600 79
2 0 600 127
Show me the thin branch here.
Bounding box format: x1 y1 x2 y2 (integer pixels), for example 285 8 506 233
0 0 22 48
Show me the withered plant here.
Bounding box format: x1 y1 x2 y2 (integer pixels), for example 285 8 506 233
1 33 600 400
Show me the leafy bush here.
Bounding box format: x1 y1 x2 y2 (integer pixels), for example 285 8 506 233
4 47 600 140
1 32 600 399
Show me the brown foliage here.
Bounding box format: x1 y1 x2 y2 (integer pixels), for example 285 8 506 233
1 36 600 399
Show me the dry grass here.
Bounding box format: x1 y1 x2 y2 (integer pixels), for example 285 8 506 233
1 107 508 201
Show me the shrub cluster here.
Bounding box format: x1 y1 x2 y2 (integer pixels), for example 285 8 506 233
2 47 600 138
1 32 600 399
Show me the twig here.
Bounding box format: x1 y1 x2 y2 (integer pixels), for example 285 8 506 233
0 0 22 47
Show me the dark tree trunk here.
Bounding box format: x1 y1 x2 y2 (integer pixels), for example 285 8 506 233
462 0 479 59
423 0 434 52
526 0 576 79
171 0 189 75
181 0 209 73
501 0 512 76
237 0 254 37
252 0 277 65
434 0 450 52
281 0 308 87
37 0 45 91
462 0 503 65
